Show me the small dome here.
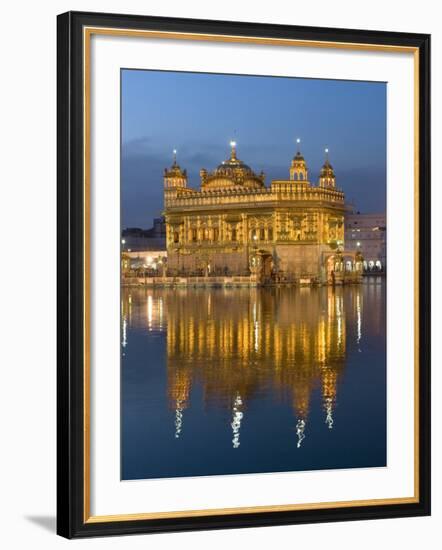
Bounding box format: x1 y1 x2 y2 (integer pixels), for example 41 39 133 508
164 162 186 178
320 159 335 177
293 151 305 162
164 150 187 178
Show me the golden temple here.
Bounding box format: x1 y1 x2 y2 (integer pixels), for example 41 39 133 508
163 141 363 285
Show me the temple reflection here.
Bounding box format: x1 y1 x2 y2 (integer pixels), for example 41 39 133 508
121 285 365 448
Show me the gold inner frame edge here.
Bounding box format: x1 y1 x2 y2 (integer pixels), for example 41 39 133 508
82 26 420 524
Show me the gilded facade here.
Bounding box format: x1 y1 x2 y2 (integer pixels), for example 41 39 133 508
164 143 361 284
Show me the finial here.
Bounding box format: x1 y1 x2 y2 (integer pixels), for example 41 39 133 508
173 149 177 165
230 140 237 159
325 147 329 161
296 137 301 153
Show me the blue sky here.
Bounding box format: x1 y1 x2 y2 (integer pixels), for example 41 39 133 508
122 69 386 228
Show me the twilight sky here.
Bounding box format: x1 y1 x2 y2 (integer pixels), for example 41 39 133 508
121 69 386 229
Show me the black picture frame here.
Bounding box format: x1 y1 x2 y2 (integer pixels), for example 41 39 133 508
57 10 431 539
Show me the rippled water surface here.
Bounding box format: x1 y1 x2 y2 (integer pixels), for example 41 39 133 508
121 282 386 480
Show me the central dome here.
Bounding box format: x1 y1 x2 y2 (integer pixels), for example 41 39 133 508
217 157 252 172
200 142 265 191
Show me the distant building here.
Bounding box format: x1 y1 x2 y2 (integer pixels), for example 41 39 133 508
344 212 386 273
122 217 166 252
121 218 167 276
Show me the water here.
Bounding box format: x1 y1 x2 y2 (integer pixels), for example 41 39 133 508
121 281 386 480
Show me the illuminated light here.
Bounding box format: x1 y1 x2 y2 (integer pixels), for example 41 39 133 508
296 138 301 144
121 239 125 244
325 147 329 153
230 140 236 148
231 393 243 449
147 295 153 330
325 397 334 429
174 400 184 438
296 419 306 448
356 241 361 247
254 319 259 352
122 317 127 348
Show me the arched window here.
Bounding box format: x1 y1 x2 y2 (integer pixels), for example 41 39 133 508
173 231 179 243
213 228 219 241
231 228 237 242
260 227 265 240
192 228 197 242
268 227 273 241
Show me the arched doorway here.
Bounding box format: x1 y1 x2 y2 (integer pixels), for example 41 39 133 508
325 252 344 285
323 250 363 285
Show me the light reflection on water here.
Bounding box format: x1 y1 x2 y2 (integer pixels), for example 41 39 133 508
122 281 386 480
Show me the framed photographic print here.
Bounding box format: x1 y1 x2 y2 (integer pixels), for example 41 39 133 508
57 11 431 538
